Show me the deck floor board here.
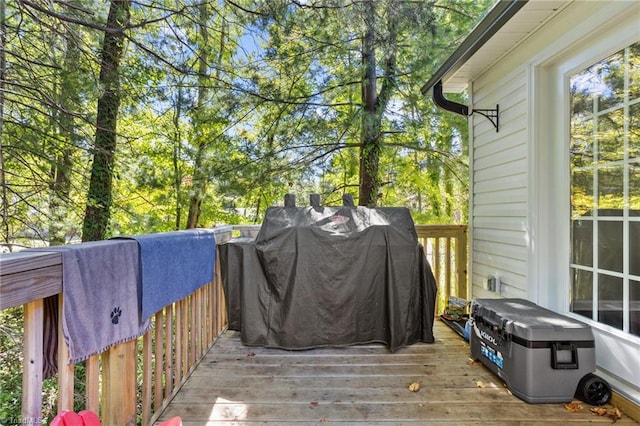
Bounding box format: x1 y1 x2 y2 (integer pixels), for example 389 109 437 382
156 320 636 425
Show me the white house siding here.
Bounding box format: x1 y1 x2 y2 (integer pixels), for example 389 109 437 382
465 0 640 405
470 66 529 300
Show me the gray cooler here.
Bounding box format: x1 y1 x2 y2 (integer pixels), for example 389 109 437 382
470 298 610 404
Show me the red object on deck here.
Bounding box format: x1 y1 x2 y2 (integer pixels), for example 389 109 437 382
156 417 182 426
51 411 181 426
78 411 101 426
50 411 100 426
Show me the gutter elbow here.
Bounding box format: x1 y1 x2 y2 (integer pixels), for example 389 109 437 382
432 80 469 117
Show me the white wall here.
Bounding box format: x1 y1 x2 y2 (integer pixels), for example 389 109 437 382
467 0 640 404
470 67 529 300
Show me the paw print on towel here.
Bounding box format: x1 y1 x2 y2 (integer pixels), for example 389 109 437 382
110 307 122 325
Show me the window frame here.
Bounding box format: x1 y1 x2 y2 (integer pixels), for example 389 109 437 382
568 42 640 336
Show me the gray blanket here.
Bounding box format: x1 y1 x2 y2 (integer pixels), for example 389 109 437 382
41 240 151 364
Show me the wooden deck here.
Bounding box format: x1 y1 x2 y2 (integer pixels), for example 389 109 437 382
156 320 637 425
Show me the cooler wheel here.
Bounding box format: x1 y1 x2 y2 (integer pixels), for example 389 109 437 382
576 373 611 406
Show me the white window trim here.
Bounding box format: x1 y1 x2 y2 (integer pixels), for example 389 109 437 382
527 1 640 404
528 0 640 314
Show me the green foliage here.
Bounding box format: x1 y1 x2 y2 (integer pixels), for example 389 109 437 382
0 307 23 419
2 0 489 244
0 308 58 423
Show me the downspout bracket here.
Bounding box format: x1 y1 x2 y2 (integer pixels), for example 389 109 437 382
432 81 500 132
472 105 499 132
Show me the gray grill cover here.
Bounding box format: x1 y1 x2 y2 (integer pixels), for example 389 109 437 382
222 206 437 351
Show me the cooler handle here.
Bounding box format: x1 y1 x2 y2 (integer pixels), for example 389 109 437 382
551 343 579 370
473 313 510 341
480 317 509 340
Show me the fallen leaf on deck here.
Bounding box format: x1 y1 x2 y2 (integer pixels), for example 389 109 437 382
408 382 420 392
591 406 623 421
475 380 485 388
564 402 584 412
246 351 255 357
320 418 329 423
590 407 608 416
611 407 623 420
310 401 319 406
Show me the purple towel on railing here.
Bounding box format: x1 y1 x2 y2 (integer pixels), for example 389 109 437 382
39 240 151 364
119 229 216 321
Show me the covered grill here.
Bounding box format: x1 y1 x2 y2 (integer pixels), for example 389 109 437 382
220 195 437 351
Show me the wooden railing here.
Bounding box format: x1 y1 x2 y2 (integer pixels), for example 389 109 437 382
0 226 234 425
416 224 468 313
0 224 466 425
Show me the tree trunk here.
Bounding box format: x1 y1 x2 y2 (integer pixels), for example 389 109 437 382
0 0 9 244
358 0 379 206
50 17 80 246
185 3 212 229
185 142 205 228
358 0 397 207
81 0 130 242
173 86 184 230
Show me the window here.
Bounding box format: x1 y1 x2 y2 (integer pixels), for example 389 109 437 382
569 42 640 336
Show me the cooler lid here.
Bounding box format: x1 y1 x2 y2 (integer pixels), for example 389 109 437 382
472 298 594 342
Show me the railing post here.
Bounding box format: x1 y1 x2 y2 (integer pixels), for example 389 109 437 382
22 299 43 425
180 298 189 378
142 329 153 426
56 295 75 412
165 304 174 397
85 355 100 414
445 237 452 299
154 311 164 411
456 227 468 300
101 340 137 425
